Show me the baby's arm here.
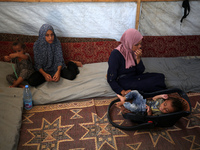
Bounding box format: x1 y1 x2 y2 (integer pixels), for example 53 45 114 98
152 94 168 101
146 105 152 116
9 53 29 60
4 55 11 62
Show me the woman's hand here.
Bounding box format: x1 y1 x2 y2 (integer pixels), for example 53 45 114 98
134 49 142 64
135 49 142 58
121 89 131 96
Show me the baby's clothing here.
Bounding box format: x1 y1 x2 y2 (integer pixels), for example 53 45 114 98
123 90 163 115
6 53 34 84
146 98 164 115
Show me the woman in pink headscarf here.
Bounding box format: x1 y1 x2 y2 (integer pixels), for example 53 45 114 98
107 29 166 96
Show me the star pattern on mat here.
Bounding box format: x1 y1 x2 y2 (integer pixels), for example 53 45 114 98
70 109 83 119
22 113 35 124
184 102 200 129
134 126 181 147
182 135 200 149
24 116 74 150
127 142 142 150
79 112 128 150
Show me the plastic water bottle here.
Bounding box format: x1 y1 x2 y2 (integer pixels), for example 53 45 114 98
23 85 33 110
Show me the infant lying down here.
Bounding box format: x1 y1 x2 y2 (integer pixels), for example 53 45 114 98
116 90 183 116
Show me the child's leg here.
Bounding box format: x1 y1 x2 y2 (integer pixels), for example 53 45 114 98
117 94 126 103
125 90 144 104
6 74 17 85
116 94 126 107
27 71 45 87
61 61 79 80
123 102 138 112
10 76 24 88
116 91 139 112
124 90 146 112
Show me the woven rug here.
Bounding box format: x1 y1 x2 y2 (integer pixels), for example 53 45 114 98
17 94 200 150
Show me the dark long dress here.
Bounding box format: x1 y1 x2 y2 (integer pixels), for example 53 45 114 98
107 49 166 94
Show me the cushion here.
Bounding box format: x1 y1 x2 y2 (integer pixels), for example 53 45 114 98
0 87 23 150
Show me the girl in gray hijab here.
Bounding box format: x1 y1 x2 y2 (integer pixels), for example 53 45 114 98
28 24 80 86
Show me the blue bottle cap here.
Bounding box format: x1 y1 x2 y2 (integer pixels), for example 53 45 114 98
25 85 29 88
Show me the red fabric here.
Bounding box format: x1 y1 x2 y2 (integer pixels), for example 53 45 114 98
0 35 200 64
142 36 200 57
62 41 120 64
0 41 12 61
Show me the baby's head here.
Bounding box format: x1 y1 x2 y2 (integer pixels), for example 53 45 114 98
12 40 26 54
159 97 183 114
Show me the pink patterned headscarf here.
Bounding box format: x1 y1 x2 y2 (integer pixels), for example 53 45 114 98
116 28 143 69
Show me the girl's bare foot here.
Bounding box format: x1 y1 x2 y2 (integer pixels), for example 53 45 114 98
71 60 83 67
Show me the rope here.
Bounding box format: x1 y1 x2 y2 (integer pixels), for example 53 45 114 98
11 59 18 79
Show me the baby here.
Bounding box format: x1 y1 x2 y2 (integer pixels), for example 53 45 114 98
116 90 183 116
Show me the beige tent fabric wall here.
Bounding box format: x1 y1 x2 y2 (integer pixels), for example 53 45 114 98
0 2 137 41
139 1 200 36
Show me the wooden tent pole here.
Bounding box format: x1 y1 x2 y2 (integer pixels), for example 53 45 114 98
135 0 141 30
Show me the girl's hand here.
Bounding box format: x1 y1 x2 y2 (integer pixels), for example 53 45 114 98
44 73 53 82
52 71 60 82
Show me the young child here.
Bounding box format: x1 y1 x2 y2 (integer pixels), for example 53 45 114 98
4 40 34 88
116 90 183 116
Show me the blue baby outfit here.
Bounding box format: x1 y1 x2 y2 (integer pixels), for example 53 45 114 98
124 90 146 112
123 90 164 115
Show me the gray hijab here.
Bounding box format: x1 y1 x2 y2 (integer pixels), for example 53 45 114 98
33 24 65 76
